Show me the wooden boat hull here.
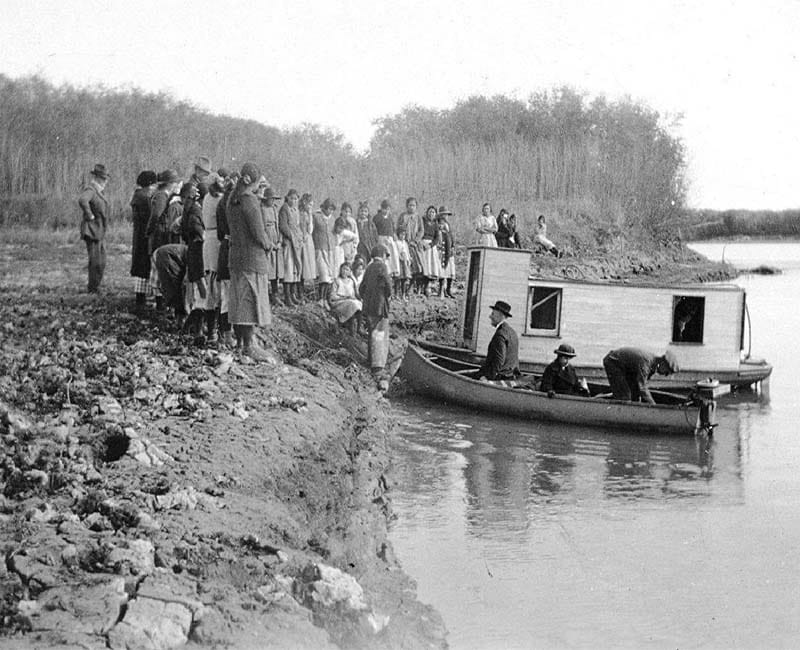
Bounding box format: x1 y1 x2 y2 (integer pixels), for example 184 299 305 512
415 340 771 390
400 342 701 435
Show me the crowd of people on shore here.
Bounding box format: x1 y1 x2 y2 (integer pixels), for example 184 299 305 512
77 157 563 372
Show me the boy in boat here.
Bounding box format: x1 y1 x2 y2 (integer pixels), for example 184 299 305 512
602 347 679 404
540 343 590 397
478 300 520 381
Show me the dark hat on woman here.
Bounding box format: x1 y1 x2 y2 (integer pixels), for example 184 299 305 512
380 199 391 210
371 244 389 260
90 164 110 180
239 162 261 183
157 169 180 184
554 343 577 358
489 300 512 318
437 205 453 217
136 170 157 187
321 198 336 211
217 167 231 178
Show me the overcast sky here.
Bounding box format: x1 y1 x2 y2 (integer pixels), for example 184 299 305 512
2 0 798 209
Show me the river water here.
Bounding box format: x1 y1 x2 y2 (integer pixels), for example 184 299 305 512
388 241 800 649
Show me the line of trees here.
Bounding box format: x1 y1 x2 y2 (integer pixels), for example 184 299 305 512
682 209 800 240
0 74 686 251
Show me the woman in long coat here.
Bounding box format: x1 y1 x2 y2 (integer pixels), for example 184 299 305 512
396 196 424 292
356 201 378 261
312 198 338 303
130 170 157 310
298 193 317 294
279 189 304 306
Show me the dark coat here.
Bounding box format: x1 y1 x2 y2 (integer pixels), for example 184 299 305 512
181 199 205 282
356 217 379 261
602 347 661 404
216 187 233 280
360 258 392 319
540 359 588 395
480 321 520 380
154 243 187 312
227 186 270 274
78 183 108 242
372 211 395 237
130 186 154 278
147 188 172 255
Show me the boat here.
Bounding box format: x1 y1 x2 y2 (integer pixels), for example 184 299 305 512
455 247 771 390
400 341 704 435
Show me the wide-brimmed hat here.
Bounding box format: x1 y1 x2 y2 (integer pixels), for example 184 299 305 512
90 164 110 180
662 350 679 373
157 169 180 184
239 162 261 183
554 343 577 358
437 205 453 216
195 156 212 174
371 244 389 259
489 300 512 318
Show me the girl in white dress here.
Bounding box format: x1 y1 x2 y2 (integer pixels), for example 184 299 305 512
474 202 498 247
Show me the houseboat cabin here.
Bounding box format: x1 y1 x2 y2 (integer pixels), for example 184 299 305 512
458 247 771 389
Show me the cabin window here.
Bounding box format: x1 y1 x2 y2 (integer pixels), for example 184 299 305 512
527 286 562 335
672 296 705 343
462 251 482 342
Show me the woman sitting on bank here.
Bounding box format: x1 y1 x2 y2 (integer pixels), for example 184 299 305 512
329 261 363 335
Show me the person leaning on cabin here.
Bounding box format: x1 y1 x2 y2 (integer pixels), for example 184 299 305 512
540 343 590 397
477 300 521 381
602 347 679 405
77 163 111 294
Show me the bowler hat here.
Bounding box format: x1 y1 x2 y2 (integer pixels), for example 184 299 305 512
157 169 180 184
195 156 212 174
371 244 389 260
136 170 157 187
554 343 577 358
489 300 512 318
662 350 679 373
437 206 453 216
90 164 110 180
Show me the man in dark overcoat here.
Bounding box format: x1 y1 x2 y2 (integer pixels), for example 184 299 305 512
77 163 110 293
361 244 392 384
478 300 520 380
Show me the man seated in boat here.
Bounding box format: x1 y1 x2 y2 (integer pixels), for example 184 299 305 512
602 347 679 404
477 300 521 381
540 343 590 397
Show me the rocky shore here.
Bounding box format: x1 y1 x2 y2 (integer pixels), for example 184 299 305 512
0 239 447 649
0 236 733 649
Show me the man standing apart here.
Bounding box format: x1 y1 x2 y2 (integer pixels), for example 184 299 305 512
478 300 520 381
602 347 678 404
361 244 393 390
227 162 274 362
78 164 110 293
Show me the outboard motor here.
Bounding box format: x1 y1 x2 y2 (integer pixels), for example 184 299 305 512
694 379 729 435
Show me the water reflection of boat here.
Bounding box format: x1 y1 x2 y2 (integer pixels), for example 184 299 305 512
400 340 701 435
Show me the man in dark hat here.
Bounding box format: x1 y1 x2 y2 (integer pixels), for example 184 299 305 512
77 163 111 293
361 244 393 389
540 343 590 397
602 347 679 404
478 300 520 381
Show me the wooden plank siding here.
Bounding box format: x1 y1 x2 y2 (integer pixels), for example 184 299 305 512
463 247 745 373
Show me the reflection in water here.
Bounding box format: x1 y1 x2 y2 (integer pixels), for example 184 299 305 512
390 247 800 649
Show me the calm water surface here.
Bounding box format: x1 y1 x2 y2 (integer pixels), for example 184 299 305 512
388 242 800 649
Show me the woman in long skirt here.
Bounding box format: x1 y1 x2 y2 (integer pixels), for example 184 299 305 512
298 193 317 297
419 205 442 296
436 207 456 298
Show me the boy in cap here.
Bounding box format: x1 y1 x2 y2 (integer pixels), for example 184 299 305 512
540 343 590 397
